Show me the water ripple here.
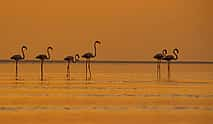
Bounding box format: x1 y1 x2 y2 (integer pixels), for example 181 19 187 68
0 105 213 111
0 93 213 98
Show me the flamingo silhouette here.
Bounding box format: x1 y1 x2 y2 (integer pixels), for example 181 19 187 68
10 45 28 80
64 54 80 80
82 41 101 80
163 48 179 80
35 46 53 81
153 49 167 80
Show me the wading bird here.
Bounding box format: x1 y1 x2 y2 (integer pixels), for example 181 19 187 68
64 54 80 80
10 45 28 80
153 49 167 80
82 41 101 80
36 46 53 81
163 48 179 80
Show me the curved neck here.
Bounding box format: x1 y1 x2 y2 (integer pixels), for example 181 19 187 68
22 47 26 59
94 43 97 57
162 49 167 56
47 48 51 59
173 50 178 60
74 54 80 63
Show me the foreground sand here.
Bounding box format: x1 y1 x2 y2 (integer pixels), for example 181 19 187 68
0 80 212 124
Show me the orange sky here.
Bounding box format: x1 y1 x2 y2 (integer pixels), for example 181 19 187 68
0 0 212 60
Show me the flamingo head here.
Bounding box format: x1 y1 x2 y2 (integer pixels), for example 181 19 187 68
47 46 53 59
22 45 28 50
173 48 179 60
95 41 101 45
47 46 53 50
162 49 168 56
75 54 80 61
173 48 179 54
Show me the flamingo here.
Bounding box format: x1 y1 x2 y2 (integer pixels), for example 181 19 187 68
64 54 80 80
35 46 53 81
163 48 179 80
82 41 101 80
10 45 28 80
153 49 167 80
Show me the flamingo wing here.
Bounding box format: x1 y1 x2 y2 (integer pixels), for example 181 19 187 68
10 55 23 60
36 54 48 60
163 55 175 61
82 52 94 59
153 53 164 60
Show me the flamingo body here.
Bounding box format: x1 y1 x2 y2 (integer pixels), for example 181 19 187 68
64 56 74 62
153 53 164 60
163 48 179 80
10 46 27 61
64 54 80 63
82 41 101 80
35 46 53 81
163 55 175 61
153 49 167 60
10 45 28 80
82 52 95 59
36 55 48 60
11 55 23 61
64 54 80 80
153 49 167 80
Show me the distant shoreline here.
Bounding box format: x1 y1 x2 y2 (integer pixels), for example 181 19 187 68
0 60 213 64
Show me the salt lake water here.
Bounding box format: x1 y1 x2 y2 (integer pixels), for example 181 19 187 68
0 61 212 123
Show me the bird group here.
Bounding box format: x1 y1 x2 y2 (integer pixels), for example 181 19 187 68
10 41 101 81
153 48 179 81
9 41 179 81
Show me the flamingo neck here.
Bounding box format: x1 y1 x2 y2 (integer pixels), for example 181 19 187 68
94 43 97 57
162 49 167 56
74 54 80 63
173 50 178 60
47 48 51 59
22 48 25 59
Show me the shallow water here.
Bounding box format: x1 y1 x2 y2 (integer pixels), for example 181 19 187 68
0 63 212 123
0 63 213 81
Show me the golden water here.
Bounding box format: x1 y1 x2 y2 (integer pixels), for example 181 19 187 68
0 63 212 123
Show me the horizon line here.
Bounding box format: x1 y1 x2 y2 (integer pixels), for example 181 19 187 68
0 60 213 64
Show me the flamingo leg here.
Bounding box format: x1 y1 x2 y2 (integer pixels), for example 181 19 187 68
156 62 159 80
85 60 88 80
68 63 71 80
159 60 161 80
66 61 70 80
88 59 92 80
15 60 18 80
157 60 161 80
41 60 44 81
168 61 170 81
66 63 68 80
